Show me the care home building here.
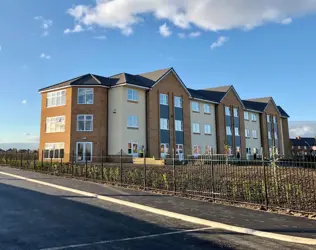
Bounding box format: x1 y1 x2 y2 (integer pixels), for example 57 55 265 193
39 67 290 162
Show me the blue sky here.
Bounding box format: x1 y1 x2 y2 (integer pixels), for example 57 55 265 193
1 0 316 147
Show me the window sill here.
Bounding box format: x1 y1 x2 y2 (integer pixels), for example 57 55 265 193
160 128 169 131
175 106 182 108
160 103 169 106
204 112 211 115
252 120 257 122
127 127 139 130
193 132 201 135
127 100 138 103
77 130 93 132
205 133 212 136
192 110 200 113
77 103 94 105
175 130 183 132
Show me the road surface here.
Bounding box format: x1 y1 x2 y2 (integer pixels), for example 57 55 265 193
0 167 313 250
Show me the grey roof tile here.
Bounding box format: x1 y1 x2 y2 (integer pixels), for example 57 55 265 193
277 106 290 118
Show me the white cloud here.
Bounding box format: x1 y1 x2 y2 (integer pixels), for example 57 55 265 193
159 23 172 37
21 100 27 104
289 122 316 138
64 24 84 34
178 33 186 38
40 53 51 59
65 0 316 35
34 16 53 36
281 17 293 25
189 31 201 38
93 35 107 40
210 36 229 49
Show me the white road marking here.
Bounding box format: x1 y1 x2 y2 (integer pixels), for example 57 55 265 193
0 170 315 246
40 227 213 250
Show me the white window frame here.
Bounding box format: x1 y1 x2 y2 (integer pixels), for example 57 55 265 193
44 143 64 159
226 126 232 136
234 127 240 136
192 123 200 134
225 106 231 116
76 142 93 162
160 93 168 105
267 115 271 123
251 113 257 122
160 143 169 158
274 131 278 139
233 108 238 118
127 89 138 102
204 104 211 114
175 120 183 131
78 88 94 104
127 115 139 128
46 116 65 133
204 124 212 135
77 115 93 132
273 116 277 124
174 96 182 108
192 102 200 112
46 90 66 108
245 129 250 138
160 118 169 130
252 130 258 139
244 111 249 120
268 131 272 139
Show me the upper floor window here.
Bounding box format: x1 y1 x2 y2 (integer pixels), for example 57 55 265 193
204 124 212 135
298 146 301 149
127 89 138 102
226 126 232 135
160 93 168 105
192 102 200 112
204 104 211 114
127 115 139 128
234 127 240 136
304 146 307 150
274 131 278 139
225 106 230 116
46 90 66 107
252 130 258 139
77 115 93 131
46 116 65 133
233 108 238 118
273 116 277 124
192 123 200 133
174 96 182 108
160 118 169 130
175 120 183 131
267 115 271 123
251 113 257 122
78 88 94 104
244 111 249 120
44 143 64 159
245 129 250 138
268 131 272 139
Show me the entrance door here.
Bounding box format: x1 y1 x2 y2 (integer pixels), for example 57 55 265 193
76 142 93 162
176 144 184 161
160 143 169 159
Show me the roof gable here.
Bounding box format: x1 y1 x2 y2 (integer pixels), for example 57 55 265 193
277 106 290 118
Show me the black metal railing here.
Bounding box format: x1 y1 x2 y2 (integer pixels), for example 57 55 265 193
1 151 316 213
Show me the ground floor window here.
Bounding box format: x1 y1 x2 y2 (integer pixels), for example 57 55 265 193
160 143 169 158
44 143 64 159
176 144 184 160
76 142 92 162
246 147 252 155
193 145 201 155
205 145 213 155
128 142 138 157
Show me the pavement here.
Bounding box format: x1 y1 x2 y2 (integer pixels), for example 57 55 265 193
0 165 315 250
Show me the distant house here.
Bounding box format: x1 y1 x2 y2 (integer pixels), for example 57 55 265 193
291 137 316 156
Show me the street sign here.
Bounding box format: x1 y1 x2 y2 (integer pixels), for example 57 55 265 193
312 146 316 151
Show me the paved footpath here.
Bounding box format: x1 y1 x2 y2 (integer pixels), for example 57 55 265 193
0 166 315 250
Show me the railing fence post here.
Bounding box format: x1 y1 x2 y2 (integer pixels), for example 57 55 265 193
144 157 147 190
120 149 123 185
262 150 269 210
101 150 104 181
173 148 176 195
211 149 215 201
